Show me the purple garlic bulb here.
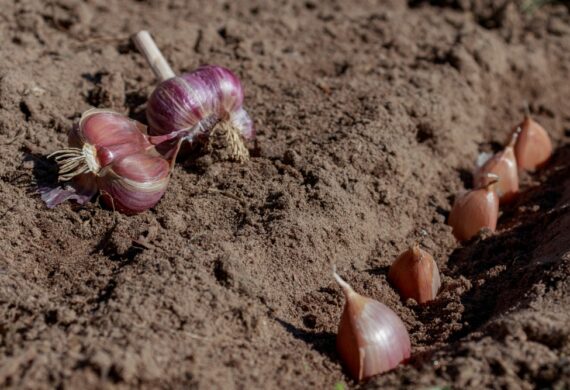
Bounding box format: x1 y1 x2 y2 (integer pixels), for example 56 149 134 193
147 65 254 141
133 31 255 162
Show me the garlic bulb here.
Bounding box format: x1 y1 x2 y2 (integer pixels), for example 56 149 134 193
43 109 178 214
133 31 254 162
388 244 441 304
512 115 552 171
334 271 411 381
448 174 500 241
474 129 519 204
147 66 254 139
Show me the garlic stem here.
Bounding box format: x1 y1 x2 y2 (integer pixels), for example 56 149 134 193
333 269 356 297
132 30 176 82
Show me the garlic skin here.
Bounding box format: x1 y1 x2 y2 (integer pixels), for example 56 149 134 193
512 115 552 171
388 244 441 304
146 65 255 161
474 131 519 204
448 174 499 241
44 109 177 214
334 272 411 381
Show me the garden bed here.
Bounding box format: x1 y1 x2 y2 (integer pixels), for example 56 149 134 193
1 0 569 388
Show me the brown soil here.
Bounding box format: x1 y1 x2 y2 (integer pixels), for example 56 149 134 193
1 0 570 388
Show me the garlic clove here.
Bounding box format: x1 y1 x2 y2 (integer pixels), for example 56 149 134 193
388 244 441 304
78 109 151 168
512 115 552 171
110 153 171 183
97 153 171 215
334 272 411 381
79 108 149 144
448 174 499 241
474 131 519 204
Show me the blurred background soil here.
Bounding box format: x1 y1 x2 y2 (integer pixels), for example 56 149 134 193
0 0 569 388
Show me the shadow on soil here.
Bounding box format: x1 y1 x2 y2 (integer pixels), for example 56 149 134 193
274 317 338 363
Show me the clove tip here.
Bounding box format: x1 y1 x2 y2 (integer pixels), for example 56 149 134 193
332 268 355 297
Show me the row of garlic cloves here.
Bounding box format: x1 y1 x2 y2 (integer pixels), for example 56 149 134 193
448 113 553 241
333 244 441 381
332 111 553 381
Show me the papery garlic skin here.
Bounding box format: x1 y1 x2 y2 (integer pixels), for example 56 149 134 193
388 244 441 304
40 173 98 208
146 65 255 143
45 109 175 214
334 273 411 381
512 116 552 171
474 134 519 204
448 182 499 242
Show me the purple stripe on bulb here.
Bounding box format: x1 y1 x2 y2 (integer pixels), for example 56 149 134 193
187 65 244 114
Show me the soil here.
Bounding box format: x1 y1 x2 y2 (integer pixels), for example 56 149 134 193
1 0 570 388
